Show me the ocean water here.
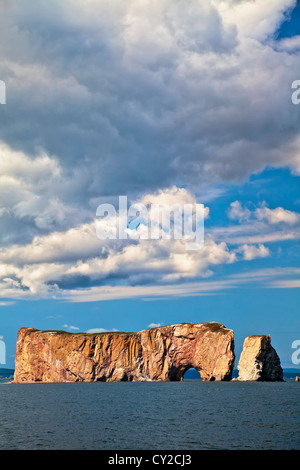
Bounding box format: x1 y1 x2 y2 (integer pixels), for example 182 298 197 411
0 378 299 450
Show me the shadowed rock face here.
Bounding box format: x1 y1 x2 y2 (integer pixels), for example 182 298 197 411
237 335 283 381
14 322 235 383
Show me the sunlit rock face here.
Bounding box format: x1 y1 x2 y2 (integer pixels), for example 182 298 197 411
237 335 283 382
14 322 235 383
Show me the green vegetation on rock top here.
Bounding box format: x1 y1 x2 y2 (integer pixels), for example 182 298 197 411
25 328 137 336
23 322 227 336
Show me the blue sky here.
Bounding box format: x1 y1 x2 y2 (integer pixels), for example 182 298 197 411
0 0 299 369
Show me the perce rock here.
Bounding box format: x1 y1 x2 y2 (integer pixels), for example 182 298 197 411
14 323 235 383
237 335 283 381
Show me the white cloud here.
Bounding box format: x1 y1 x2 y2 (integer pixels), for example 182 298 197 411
1 187 299 300
0 236 236 298
63 324 80 331
235 243 270 261
211 224 300 245
0 301 16 307
0 1 299 302
0 0 299 196
221 201 300 245
0 143 61 221
0 221 102 265
255 206 300 225
60 266 300 301
86 328 119 333
218 0 296 41
0 142 60 182
62 280 236 302
0 185 236 298
228 201 251 222
140 186 209 216
0 142 92 245
270 279 300 288
274 34 300 53
228 201 300 226
86 328 108 334
148 323 162 328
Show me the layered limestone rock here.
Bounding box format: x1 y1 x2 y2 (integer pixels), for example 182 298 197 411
237 335 283 381
14 322 235 383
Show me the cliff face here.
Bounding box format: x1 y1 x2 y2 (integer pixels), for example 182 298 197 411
14 328 143 383
14 322 235 383
237 335 283 381
139 323 235 381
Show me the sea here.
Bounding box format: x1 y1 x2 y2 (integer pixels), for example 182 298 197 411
0 368 299 450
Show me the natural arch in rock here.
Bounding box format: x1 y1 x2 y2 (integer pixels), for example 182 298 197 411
182 367 202 381
139 323 235 382
168 364 201 381
14 322 235 383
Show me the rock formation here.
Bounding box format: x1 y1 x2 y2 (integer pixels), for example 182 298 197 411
237 335 283 381
14 322 235 383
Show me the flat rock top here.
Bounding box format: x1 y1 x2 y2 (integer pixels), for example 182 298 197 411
20 321 231 337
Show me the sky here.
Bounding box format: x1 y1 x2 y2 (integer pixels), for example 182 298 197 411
0 0 299 369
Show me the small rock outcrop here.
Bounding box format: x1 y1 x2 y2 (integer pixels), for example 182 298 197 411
237 335 283 381
14 322 235 383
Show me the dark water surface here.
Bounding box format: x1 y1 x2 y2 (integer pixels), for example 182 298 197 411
0 381 299 450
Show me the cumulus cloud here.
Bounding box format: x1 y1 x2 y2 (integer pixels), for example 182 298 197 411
0 0 299 200
222 201 300 244
0 1 299 301
219 0 296 40
0 142 93 246
0 185 234 298
229 201 300 225
210 201 300 248
235 243 270 260
228 201 251 222
0 230 237 299
274 34 300 53
255 205 300 225
0 184 299 299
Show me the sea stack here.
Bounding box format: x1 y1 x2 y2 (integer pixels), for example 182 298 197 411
237 335 283 381
14 322 235 383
